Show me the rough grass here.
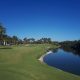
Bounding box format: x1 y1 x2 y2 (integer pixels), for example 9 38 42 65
0 44 80 80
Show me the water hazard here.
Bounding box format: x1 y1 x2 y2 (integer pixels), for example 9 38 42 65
43 49 80 75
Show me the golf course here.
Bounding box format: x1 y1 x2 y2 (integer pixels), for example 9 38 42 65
0 44 80 80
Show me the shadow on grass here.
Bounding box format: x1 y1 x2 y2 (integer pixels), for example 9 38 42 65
0 46 12 49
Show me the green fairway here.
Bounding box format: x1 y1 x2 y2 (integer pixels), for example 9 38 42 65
0 44 80 80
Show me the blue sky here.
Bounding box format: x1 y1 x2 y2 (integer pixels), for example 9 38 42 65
0 0 80 41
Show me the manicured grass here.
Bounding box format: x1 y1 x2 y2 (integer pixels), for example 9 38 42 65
0 44 80 80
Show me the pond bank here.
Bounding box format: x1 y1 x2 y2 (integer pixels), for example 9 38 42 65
38 51 53 63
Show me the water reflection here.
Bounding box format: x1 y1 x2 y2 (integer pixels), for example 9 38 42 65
52 49 58 53
44 48 80 75
61 47 80 56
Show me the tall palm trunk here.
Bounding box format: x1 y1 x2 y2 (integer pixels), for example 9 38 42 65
3 40 6 45
0 34 3 45
0 24 6 45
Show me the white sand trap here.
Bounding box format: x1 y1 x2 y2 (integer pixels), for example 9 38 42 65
38 50 53 63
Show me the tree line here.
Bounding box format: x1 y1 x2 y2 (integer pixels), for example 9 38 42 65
60 40 80 54
0 24 53 45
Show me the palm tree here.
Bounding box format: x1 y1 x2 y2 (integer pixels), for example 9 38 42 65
23 37 28 44
0 23 6 45
12 36 19 45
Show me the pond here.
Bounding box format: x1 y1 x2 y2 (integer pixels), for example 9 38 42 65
43 49 80 75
